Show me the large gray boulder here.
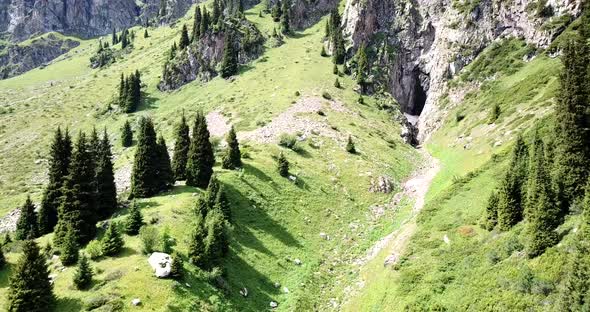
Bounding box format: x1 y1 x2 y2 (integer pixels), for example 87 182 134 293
148 252 172 278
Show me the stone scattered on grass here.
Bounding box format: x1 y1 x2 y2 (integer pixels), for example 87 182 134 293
131 298 141 306
270 301 278 308
240 287 248 297
294 259 302 265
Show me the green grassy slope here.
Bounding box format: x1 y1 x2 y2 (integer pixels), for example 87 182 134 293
343 37 574 310
0 3 420 311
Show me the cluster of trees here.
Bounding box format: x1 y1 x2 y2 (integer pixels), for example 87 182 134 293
481 29 590 258
111 28 135 49
269 0 290 34
117 71 143 113
90 40 115 69
325 10 345 65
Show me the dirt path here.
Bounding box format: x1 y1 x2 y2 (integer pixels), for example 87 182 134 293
355 147 440 267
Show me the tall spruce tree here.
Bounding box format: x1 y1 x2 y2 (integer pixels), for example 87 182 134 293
200 7 210 37
73 254 93 290
192 6 202 41
277 152 289 177
112 28 118 45
356 44 369 93
125 201 144 235
179 25 190 50
220 31 239 78
170 251 184 279
330 10 345 64
101 223 124 256
186 111 215 188
130 118 161 198
54 132 98 247
555 179 590 310
121 120 133 147
221 126 241 169
553 37 590 213
60 226 80 266
95 130 117 220
156 134 175 191
496 135 529 230
525 134 559 257
188 213 207 267
7 240 54 312
15 196 38 240
38 127 72 234
203 208 228 269
281 0 290 34
172 114 190 180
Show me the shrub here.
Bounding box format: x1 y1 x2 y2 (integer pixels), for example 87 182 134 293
85 240 103 260
322 92 332 100
334 78 341 89
73 254 93 290
489 103 500 123
139 226 160 254
278 133 298 149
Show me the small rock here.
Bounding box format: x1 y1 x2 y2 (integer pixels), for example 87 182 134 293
288 175 297 182
274 282 281 288
131 298 141 306
294 259 302 265
270 301 278 309
240 287 248 297
282 287 289 294
51 255 59 261
319 232 329 240
443 234 451 245
185 283 191 288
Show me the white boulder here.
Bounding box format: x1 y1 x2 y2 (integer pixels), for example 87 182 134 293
148 252 172 278
131 298 141 306
270 301 278 308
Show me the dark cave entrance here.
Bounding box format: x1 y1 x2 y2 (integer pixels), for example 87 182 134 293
410 79 427 116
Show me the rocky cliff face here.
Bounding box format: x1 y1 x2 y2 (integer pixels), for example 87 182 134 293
158 17 265 91
342 0 581 141
0 33 79 79
1 0 197 42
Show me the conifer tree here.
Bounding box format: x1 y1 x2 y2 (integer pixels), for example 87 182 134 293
195 196 209 218
186 112 215 188
125 201 144 235
54 132 97 247
203 209 228 269
222 126 241 169
277 152 289 177
212 0 221 24
15 196 38 240
214 185 231 222
130 118 161 198
144 29 149 38
7 240 54 312
192 6 202 41
73 254 93 290
89 127 100 161
170 251 184 279
156 134 175 191
112 28 118 45
169 42 178 59
525 135 559 257
179 25 190 50
496 135 528 230
60 226 80 266
121 119 133 147
188 213 207 267
96 130 117 220
38 127 72 234
356 44 369 93
172 114 190 180
205 175 232 221
321 46 327 57
271 1 282 21
346 135 356 154
555 179 590 310
334 78 341 88
0 248 6 269
121 29 129 48
101 223 124 256
553 37 590 213
220 31 239 78
200 7 210 37
281 0 290 34
330 10 345 64
481 191 499 230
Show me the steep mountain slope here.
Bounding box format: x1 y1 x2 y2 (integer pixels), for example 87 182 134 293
0 3 421 310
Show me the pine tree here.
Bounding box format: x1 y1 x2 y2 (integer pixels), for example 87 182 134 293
54 132 97 247
212 0 221 24
60 226 80 266
121 29 129 49
188 213 207 267
525 135 559 257
496 135 529 230
346 135 356 154
89 127 100 161
7 240 54 312
334 78 341 88
553 37 590 213
125 201 144 235
214 185 231 222
156 134 175 191
277 152 289 177
200 7 210 37
38 127 72 234
172 114 190 180
356 44 369 93
220 31 239 78
481 191 499 230
321 46 327 57
281 0 290 34
222 126 241 169
96 130 117 220
195 196 209 218
333 64 339 75
73 254 93 290
130 118 161 198
112 28 118 45
0 248 6 269
555 179 590 310
15 196 38 240
144 29 149 38
205 174 221 209
179 25 190 50
203 208 228 269
121 120 133 147
271 1 282 21
186 112 215 188
330 10 345 64
169 42 178 59
101 223 124 256
192 6 202 41
170 251 184 279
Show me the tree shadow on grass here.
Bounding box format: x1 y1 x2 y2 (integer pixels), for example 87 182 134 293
55 296 84 312
135 93 158 113
288 31 311 39
0 262 13 287
112 246 138 259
